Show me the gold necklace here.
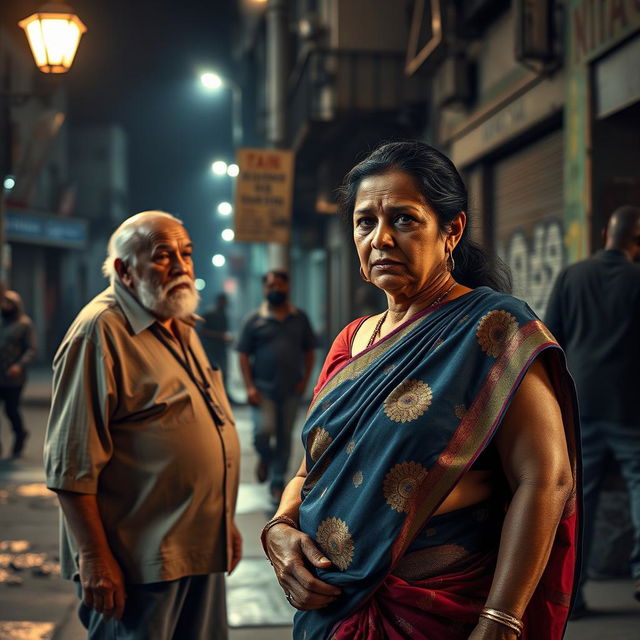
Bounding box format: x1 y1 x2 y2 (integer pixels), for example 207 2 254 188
366 282 457 348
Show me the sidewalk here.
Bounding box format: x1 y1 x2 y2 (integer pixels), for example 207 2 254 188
2 370 296 640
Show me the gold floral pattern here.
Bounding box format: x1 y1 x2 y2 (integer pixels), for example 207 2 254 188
384 379 433 423
454 404 466 420
307 427 333 462
476 310 519 357
345 440 356 455
316 517 354 571
383 461 428 512
353 471 363 487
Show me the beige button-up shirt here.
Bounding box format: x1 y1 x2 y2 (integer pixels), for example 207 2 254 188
44 281 240 584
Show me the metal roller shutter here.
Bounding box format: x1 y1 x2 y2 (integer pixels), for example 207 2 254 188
494 130 564 318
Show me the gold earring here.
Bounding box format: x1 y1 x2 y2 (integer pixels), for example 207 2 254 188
447 249 456 272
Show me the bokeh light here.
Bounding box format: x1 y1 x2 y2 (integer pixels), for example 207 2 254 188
217 202 233 216
211 161 228 175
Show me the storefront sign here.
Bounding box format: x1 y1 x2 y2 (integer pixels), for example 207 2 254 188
595 34 640 117
6 210 87 248
234 148 295 244
572 0 640 64
450 72 564 167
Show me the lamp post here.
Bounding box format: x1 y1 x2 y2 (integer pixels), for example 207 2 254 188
200 72 243 150
0 2 86 288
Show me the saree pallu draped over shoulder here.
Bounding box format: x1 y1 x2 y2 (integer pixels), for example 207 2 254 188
294 287 580 640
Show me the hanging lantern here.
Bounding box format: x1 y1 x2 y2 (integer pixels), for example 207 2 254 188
18 3 87 74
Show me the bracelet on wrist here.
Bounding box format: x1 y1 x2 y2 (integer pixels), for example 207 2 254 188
260 515 299 563
479 608 523 637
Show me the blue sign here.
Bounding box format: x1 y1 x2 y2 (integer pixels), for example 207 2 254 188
6 210 87 249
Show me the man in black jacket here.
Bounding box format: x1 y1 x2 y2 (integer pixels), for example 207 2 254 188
546 205 640 611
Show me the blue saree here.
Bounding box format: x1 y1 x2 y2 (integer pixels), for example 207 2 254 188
294 287 580 639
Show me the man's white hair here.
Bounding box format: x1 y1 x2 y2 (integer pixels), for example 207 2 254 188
102 210 183 284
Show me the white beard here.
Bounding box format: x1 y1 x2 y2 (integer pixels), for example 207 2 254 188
134 274 200 319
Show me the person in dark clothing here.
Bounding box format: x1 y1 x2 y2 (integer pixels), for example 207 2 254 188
237 270 316 504
0 290 36 458
200 293 233 393
545 205 640 610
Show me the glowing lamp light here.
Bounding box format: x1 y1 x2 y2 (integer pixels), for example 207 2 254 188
217 202 232 216
19 4 87 74
201 72 223 90
211 160 228 176
212 254 226 267
3 176 16 191
227 163 239 177
221 228 235 242
194 278 206 291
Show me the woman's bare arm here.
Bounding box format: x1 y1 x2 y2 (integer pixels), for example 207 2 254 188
469 357 573 639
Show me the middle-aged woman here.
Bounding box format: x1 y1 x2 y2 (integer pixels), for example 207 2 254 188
261 141 580 640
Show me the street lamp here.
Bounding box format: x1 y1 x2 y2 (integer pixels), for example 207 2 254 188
200 70 243 149
0 3 86 290
19 3 87 74
221 228 235 242
212 254 226 267
200 72 223 90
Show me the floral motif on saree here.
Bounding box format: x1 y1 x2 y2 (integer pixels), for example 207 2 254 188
383 380 433 423
383 462 428 513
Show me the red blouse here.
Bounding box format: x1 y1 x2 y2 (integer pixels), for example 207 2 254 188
313 317 367 398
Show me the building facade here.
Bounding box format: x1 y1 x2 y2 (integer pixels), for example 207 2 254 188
237 0 639 340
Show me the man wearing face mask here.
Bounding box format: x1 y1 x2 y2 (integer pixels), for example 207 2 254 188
0 291 36 458
237 270 316 504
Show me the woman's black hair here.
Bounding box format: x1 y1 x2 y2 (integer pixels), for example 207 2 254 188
338 140 512 292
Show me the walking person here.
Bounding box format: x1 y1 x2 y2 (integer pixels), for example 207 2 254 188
44 211 241 639
237 270 316 504
546 204 640 612
0 290 36 458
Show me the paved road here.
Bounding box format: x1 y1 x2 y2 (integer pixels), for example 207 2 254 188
1 385 638 639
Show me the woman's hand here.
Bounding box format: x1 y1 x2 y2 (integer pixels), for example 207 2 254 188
265 523 342 610
468 617 519 640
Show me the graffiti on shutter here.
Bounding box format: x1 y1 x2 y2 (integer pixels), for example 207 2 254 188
498 219 564 318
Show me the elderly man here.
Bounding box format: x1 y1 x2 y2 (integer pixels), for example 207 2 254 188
44 211 241 639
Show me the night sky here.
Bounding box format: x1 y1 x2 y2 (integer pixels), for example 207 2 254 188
5 0 242 293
